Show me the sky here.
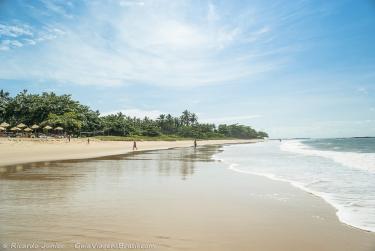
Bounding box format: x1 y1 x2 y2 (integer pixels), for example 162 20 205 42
0 0 374 138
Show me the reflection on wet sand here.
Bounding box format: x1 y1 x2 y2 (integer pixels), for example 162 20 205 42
2 144 371 251
0 145 223 250
0 146 222 180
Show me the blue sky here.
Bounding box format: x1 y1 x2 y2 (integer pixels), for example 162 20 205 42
0 0 374 138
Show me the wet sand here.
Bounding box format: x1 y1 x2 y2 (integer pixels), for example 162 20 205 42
0 146 374 250
0 138 255 167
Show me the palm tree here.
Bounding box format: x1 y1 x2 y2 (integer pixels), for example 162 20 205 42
189 113 198 125
157 114 166 126
0 89 11 121
180 110 191 126
0 90 10 99
174 117 181 128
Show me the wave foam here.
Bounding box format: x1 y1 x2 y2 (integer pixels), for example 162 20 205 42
280 140 375 173
218 143 375 233
228 164 375 232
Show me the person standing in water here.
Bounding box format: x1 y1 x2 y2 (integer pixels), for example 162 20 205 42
133 141 137 150
194 139 197 148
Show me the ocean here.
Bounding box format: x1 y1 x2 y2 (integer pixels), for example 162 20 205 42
214 138 375 232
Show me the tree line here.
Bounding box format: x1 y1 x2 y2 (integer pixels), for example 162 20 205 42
0 90 268 139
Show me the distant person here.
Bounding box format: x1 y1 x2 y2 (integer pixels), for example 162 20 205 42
133 141 137 150
68 135 71 142
87 138 90 144
194 139 197 148
279 139 282 142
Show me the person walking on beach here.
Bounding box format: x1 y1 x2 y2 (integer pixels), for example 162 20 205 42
194 139 197 148
87 138 90 144
133 141 137 150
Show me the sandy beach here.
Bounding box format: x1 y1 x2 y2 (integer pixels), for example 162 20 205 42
0 144 374 251
0 138 255 167
1 0 374 250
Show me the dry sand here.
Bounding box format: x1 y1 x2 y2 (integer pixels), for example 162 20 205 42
0 137 256 167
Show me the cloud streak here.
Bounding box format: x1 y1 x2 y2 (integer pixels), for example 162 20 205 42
0 21 65 51
0 0 300 87
202 115 262 124
0 0 374 138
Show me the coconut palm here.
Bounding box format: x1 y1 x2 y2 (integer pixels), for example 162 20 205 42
190 113 198 125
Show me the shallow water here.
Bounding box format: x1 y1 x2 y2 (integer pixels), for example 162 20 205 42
216 139 375 232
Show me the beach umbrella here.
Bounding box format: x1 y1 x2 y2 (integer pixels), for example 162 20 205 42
31 124 40 137
43 125 52 136
10 127 21 131
24 127 32 132
17 123 27 129
0 122 9 128
54 126 64 136
0 126 5 131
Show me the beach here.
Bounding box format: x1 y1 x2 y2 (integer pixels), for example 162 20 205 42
0 141 374 250
0 138 255 167
1 0 373 250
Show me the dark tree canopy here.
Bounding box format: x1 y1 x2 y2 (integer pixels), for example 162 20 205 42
0 90 268 139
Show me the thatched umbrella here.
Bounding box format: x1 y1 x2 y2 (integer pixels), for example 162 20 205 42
0 122 10 128
17 123 27 129
10 127 21 131
23 127 32 137
43 125 52 136
31 124 39 137
54 126 64 136
0 126 5 131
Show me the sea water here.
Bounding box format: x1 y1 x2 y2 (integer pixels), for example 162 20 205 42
214 138 375 232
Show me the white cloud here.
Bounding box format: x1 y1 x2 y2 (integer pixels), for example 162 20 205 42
102 108 163 119
0 24 33 37
40 0 74 19
202 114 262 124
0 45 9 51
0 39 24 50
24 39 37 45
0 1 297 87
0 22 65 52
119 0 145 7
268 119 375 138
207 2 219 22
357 87 368 95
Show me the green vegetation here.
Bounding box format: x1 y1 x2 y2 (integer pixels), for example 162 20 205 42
0 90 268 140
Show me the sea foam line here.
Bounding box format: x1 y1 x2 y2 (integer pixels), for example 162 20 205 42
227 162 375 232
217 144 375 233
280 140 375 173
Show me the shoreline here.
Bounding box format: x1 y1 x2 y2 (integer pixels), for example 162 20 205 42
229 165 374 234
2 138 373 236
0 138 259 168
1 141 375 250
1 144 374 251
218 142 375 236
